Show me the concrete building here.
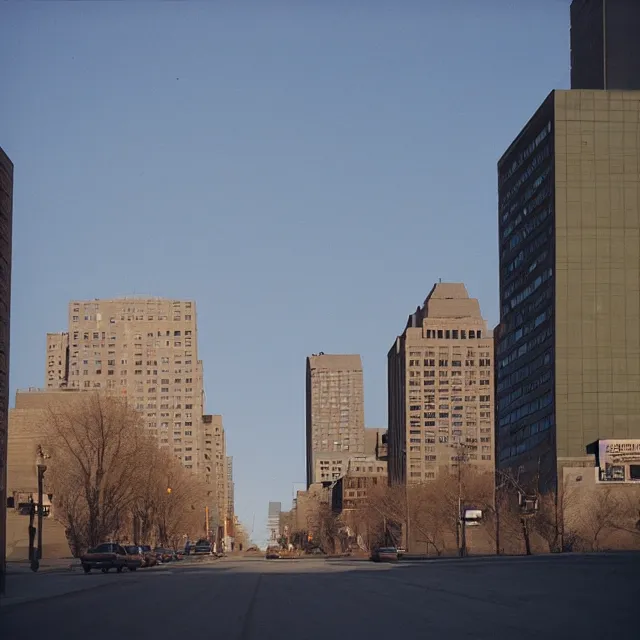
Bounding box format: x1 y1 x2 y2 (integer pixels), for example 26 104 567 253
364 428 386 458
570 0 640 90
44 298 208 475
306 353 365 486
203 414 227 539
0 146 13 595
388 283 495 486
495 90 640 489
267 501 281 544
226 456 234 521
332 456 388 513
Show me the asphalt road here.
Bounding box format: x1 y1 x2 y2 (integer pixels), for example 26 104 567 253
1 553 638 639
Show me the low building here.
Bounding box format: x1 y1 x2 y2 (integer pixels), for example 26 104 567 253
332 457 388 514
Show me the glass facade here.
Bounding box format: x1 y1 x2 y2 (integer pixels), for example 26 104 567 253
496 94 556 468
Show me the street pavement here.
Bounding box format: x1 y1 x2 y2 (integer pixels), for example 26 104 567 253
1 553 637 639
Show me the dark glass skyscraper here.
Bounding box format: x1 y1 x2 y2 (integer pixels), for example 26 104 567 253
496 90 640 488
570 0 640 90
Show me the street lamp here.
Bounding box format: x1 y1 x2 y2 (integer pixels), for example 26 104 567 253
29 446 49 572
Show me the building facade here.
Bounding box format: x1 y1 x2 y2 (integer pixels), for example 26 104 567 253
331 456 388 514
226 456 234 521
570 0 640 90
267 501 281 544
496 90 640 488
305 353 365 486
388 283 494 486
44 298 208 475
203 414 227 537
0 146 12 595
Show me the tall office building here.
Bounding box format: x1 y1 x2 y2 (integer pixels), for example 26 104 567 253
496 90 640 487
388 283 494 485
305 354 365 486
0 146 13 595
45 298 210 477
570 0 640 90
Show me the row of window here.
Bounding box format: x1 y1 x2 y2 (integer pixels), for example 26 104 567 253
498 415 553 462
500 138 551 211
499 121 552 190
409 358 491 368
503 267 553 315
424 329 483 340
497 306 551 357
498 368 553 412
498 390 553 428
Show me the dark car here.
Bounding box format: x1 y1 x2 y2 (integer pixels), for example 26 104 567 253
370 547 399 563
265 546 281 560
81 543 128 574
193 539 213 555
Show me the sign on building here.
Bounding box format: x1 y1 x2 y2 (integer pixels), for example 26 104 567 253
597 439 640 482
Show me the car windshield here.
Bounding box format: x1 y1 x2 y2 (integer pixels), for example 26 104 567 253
125 546 139 553
94 544 115 553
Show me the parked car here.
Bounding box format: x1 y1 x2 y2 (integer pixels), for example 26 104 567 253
265 546 281 560
154 547 174 563
370 547 399 563
140 544 158 567
123 545 144 571
193 539 213 555
81 543 128 574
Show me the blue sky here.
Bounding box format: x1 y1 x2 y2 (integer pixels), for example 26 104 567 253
1 1 571 544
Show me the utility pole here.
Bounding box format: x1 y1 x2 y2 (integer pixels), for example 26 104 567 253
36 461 47 561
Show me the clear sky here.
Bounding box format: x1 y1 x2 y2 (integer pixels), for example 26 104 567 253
1 1 571 545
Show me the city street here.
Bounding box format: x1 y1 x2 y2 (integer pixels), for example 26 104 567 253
1 553 637 639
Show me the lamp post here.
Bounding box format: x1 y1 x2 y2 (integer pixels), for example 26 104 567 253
29 446 49 571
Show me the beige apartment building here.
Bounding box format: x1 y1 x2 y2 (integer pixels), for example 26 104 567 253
44 298 211 481
305 353 365 486
203 414 228 535
388 283 495 485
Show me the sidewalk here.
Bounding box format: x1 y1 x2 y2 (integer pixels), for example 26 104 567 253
1 569 120 608
6 557 79 575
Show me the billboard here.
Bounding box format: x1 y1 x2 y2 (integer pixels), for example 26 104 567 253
598 440 640 482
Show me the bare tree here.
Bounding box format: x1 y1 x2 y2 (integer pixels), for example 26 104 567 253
46 393 147 551
45 393 212 554
573 487 624 551
154 453 209 548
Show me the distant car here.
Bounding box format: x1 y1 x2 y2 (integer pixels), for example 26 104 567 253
370 547 399 563
265 546 281 560
154 547 174 563
193 539 213 555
